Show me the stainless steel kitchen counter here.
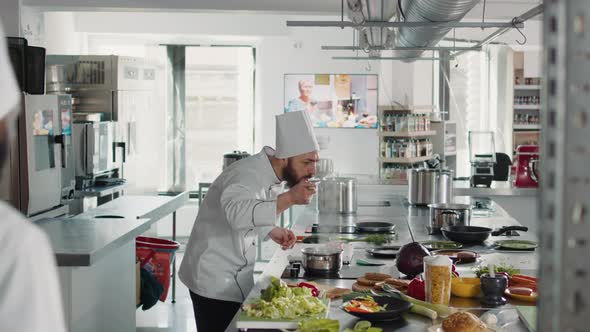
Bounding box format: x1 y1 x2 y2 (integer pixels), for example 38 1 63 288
454 180 538 197
35 192 189 266
35 216 150 266
227 193 538 331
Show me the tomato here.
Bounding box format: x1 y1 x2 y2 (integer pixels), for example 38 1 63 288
509 286 534 296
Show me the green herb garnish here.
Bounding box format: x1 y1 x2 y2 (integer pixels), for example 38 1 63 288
473 263 521 277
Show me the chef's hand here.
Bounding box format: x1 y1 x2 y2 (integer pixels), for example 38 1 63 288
287 179 317 205
270 227 296 250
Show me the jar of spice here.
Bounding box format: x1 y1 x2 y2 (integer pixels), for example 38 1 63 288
424 256 453 305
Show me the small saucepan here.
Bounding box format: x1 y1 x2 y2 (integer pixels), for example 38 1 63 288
428 203 471 234
301 247 343 275
441 225 529 244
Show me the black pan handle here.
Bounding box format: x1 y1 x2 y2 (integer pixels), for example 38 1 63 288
492 226 529 236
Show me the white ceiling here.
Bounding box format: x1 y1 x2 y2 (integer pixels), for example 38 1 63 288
26 0 543 20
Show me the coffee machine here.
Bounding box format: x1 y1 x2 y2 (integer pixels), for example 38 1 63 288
468 131 496 188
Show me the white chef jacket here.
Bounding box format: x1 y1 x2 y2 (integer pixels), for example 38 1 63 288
179 147 283 303
0 202 66 332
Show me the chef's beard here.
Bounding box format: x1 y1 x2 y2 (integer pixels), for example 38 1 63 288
284 160 309 188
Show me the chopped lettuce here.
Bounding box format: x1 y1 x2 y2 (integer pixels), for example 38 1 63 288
244 277 327 320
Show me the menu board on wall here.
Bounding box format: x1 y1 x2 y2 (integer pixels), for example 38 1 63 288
284 74 378 129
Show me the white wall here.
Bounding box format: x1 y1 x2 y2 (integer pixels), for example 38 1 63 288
0 0 20 36
39 10 544 177
41 11 417 176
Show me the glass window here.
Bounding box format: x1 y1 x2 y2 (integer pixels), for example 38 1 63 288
184 46 255 187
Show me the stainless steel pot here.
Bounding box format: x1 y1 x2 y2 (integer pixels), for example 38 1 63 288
223 151 250 169
316 158 334 178
301 247 343 274
408 168 453 205
318 177 358 214
428 203 471 234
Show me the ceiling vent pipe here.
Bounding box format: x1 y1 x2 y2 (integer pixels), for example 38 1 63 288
394 0 481 61
346 0 398 57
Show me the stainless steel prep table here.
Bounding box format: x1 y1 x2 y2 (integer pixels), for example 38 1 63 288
35 192 189 332
227 193 538 331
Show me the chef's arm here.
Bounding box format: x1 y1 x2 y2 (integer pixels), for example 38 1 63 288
276 192 294 215
221 184 278 231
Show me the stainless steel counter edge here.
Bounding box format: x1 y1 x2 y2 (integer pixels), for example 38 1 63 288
38 192 189 267
140 191 190 221
54 218 151 267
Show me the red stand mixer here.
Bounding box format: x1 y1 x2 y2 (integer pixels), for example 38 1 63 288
513 145 539 188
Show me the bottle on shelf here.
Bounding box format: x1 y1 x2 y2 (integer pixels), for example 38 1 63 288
386 139 393 158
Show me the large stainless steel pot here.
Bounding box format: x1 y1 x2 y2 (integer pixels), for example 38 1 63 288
408 168 453 205
318 177 358 214
428 203 471 234
301 247 343 274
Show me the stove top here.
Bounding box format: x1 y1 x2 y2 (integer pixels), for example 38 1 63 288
281 261 392 280
305 223 397 235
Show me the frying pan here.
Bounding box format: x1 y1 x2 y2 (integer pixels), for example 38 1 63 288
355 222 395 233
441 225 529 244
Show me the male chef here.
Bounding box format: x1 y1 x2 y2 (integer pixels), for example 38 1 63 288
179 110 319 331
0 22 66 332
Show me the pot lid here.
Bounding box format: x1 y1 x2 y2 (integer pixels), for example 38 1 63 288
428 203 471 210
301 247 343 255
414 168 453 174
224 151 249 158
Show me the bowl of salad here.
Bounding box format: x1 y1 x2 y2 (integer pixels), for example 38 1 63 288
341 295 412 321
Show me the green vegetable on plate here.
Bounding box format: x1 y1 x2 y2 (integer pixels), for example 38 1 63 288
294 318 339 332
381 283 457 318
473 263 521 277
342 320 383 332
245 277 327 320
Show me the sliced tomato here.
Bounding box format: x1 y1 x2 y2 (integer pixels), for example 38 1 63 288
509 286 534 296
345 306 374 313
513 274 538 282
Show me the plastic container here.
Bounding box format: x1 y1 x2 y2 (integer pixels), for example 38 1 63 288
424 255 453 305
136 236 180 302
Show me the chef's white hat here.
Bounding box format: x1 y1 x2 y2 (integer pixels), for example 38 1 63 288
0 22 20 119
275 111 319 159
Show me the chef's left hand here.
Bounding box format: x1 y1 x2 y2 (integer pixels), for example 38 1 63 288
269 227 296 250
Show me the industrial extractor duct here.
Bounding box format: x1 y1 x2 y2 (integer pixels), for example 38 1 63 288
347 0 397 57
394 0 481 61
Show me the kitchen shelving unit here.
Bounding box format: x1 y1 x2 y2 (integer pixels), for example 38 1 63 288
431 121 457 172
512 51 541 155
377 106 436 184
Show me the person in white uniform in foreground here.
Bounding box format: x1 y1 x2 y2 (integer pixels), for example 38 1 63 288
179 111 320 331
0 22 66 332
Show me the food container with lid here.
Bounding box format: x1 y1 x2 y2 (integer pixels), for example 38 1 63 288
424 255 453 305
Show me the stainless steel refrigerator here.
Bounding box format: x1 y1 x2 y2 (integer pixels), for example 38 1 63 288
0 93 74 218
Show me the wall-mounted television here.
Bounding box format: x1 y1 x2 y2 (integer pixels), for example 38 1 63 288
284 74 378 128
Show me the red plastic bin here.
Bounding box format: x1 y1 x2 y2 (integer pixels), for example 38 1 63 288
136 236 180 302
